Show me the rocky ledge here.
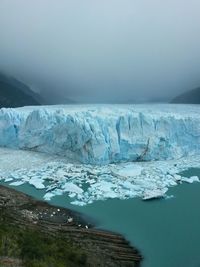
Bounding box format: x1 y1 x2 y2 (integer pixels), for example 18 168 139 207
0 185 142 267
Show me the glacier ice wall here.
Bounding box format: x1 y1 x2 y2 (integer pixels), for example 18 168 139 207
0 104 200 164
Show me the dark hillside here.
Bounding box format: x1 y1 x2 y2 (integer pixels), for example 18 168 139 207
0 73 41 108
171 87 200 104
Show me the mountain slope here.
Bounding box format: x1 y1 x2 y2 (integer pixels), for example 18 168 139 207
171 87 200 104
0 73 41 108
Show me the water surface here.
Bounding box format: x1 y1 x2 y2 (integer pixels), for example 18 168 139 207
1 168 200 267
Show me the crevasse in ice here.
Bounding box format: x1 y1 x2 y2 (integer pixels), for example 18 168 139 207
0 104 200 164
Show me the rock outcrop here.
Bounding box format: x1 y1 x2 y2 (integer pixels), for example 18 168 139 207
0 185 142 267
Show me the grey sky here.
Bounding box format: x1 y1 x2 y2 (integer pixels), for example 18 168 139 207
0 0 200 102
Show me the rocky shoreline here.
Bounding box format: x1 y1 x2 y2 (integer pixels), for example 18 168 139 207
0 185 142 267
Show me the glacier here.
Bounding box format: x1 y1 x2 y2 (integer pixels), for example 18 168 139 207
0 104 200 164
0 104 200 206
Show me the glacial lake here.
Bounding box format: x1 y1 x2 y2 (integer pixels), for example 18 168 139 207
1 168 200 267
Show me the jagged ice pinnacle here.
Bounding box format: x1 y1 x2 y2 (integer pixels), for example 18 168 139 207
0 104 199 165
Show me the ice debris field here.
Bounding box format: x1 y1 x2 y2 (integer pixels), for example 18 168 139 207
0 104 200 205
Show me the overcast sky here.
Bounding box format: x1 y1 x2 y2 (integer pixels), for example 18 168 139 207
0 0 200 103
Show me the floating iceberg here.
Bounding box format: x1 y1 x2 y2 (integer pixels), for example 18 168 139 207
142 188 168 200
0 147 200 206
181 176 199 184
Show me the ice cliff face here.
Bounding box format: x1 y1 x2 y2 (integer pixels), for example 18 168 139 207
0 104 199 164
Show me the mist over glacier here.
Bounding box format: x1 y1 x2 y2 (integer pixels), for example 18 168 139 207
1 0 200 103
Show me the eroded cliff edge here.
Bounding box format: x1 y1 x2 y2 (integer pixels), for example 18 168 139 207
0 185 142 267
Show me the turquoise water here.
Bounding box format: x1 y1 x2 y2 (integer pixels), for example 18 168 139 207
1 168 200 267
